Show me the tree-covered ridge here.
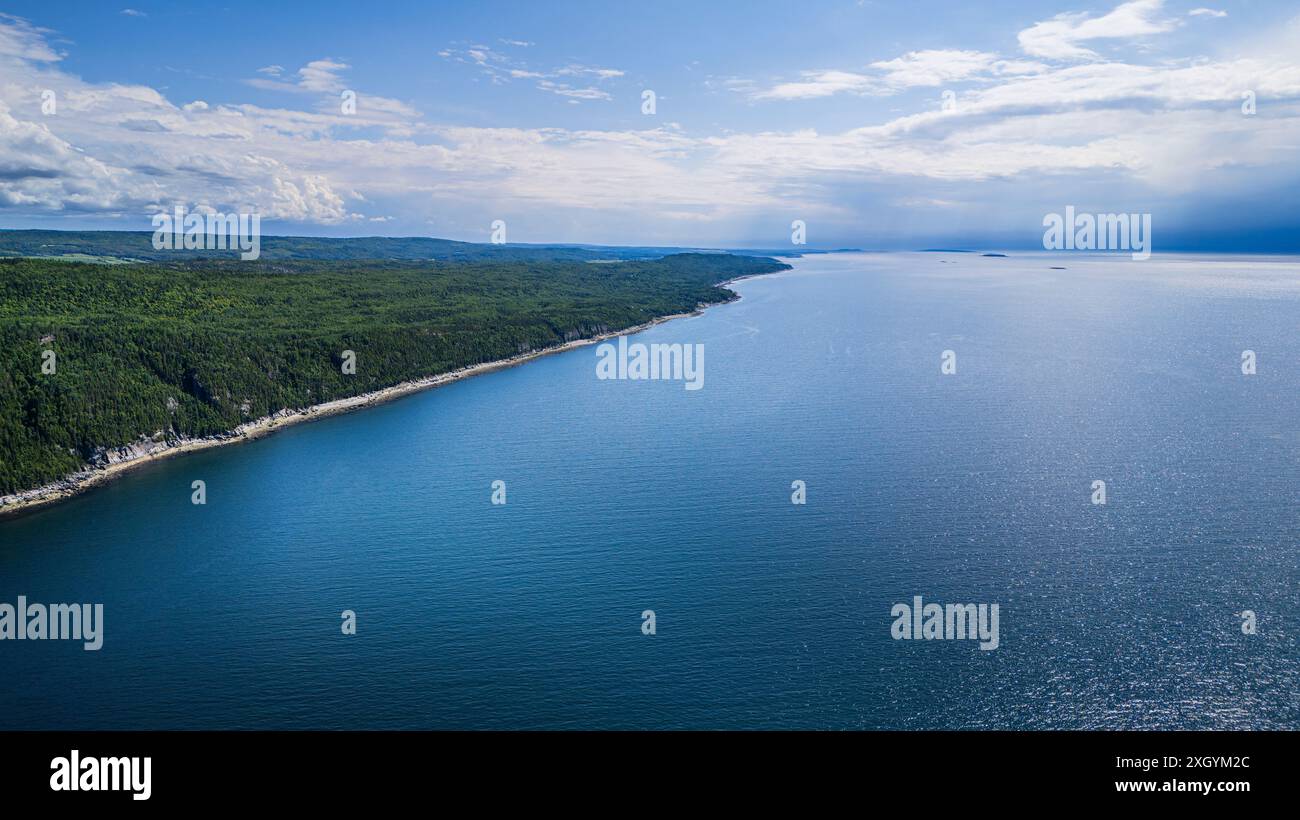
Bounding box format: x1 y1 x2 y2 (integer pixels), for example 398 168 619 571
0 252 789 496
0 229 827 264
0 229 805 264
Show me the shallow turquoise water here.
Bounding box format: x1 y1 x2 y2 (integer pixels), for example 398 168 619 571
1 251 1297 728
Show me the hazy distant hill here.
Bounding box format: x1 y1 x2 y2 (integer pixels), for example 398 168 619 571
0 229 818 264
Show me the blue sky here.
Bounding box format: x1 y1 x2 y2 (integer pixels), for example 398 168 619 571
1 1 1298 249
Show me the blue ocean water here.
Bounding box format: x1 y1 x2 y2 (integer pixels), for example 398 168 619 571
1 251 1297 729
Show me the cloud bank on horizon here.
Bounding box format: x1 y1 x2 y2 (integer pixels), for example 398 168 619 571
0 0 1298 248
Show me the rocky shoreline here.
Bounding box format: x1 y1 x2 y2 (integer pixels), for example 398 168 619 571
0 302 727 520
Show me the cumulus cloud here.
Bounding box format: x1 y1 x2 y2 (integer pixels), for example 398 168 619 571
2 7 1300 244
0 32 368 222
749 1 1192 103
0 102 150 212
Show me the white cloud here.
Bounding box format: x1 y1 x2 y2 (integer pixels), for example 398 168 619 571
0 13 61 62
556 65 625 79
1017 0 1177 60
242 58 420 123
752 70 877 100
1189 8 1227 18
437 48 624 102
297 59 350 92
752 50 1054 101
2 11 1300 242
870 50 1001 88
247 59 349 93
536 81 611 101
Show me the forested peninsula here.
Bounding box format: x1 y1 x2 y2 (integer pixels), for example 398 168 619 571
0 232 790 507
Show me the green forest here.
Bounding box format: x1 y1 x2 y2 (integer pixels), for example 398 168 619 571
0 228 807 264
0 246 789 496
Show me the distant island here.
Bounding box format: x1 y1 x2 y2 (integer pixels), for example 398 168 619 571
0 230 790 513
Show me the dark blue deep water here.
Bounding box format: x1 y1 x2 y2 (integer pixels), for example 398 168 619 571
2 252 1297 728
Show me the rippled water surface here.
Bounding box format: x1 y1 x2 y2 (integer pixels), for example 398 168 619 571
2 251 1297 728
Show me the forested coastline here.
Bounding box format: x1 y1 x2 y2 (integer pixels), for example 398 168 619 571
0 249 789 497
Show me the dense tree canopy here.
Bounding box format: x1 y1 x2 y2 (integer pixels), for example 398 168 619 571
0 229 804 264
0 250 789 495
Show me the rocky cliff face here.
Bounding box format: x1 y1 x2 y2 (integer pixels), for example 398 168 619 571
562 323 612 342
89 431 182 467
